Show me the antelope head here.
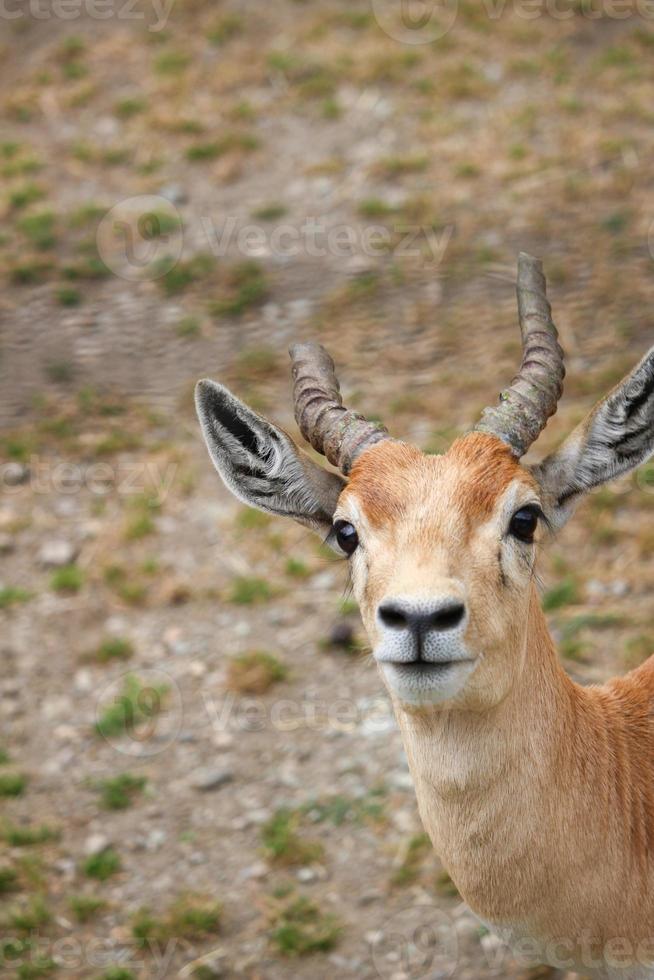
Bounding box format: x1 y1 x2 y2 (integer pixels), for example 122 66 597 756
196 254 654 711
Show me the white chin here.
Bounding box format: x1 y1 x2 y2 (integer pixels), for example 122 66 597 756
380 660 478 706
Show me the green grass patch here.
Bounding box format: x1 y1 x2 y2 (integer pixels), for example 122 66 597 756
10 897 51 933
261 808 323 866
18 957 58 978
55 286 81 307
50 564 84 594
391 833 431 887
8 182 44 209
357 198 395 219
18 211 56 250
153 50 191 75
175 315 201 338
435 868 459 897
93 429 142 456
0 773 27 797
251 202 288 221
207 13 244 45
10 259 54 285
95 674 167 740
95 773 147 810
0 587 32 609
0 866 19 894
132 894 222 945
542 576 580 612
235 507 271 530
114 97 147 119
102 564 147 606
285 558 309 579
186 132 259 162
69 894 107 923
228 576 272 605
83 847 121 881
210 260 268 318
270 895 341 956
155 252 213 295
0 823 58 847
302 788 386 827
624 634 654 670
372 155 428 179
91 636 134 664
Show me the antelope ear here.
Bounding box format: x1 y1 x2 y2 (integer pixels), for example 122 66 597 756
532 347 654 529
195 379 345 533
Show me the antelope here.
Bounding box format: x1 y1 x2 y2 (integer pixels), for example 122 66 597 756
195 254 654 979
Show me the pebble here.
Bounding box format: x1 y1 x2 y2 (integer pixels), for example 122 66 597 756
310 570 337 590
240 861 268 881
38 539 78 568
329 621 355 650
3 462 29 486
390 770 414 791
84 833 111 856
146 829 167 851
159 183 188 205
0 533 14 554
191 767 234 792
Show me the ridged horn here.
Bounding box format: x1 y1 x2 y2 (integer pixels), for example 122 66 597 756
474 252 565 457
289 342 389 475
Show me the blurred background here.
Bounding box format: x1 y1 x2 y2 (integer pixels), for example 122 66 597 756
2 1 654 977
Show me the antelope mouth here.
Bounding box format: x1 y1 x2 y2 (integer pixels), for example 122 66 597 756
380 658 478 705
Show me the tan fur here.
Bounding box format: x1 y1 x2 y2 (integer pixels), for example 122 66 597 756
338 433 654 977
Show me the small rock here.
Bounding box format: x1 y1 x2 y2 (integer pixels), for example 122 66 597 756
296 867 317 883
74 669 93 693
358 890 382 906
146 829 167 851
84 833 110 857
0 533 14 554
179 951 227 979
38 540 78 568
191 767 234 792
390 770 414 791
240 861 268 881
329 621 355 650
310 570 336 590
3 462 29 486
287 298 314 322
159 183 188 205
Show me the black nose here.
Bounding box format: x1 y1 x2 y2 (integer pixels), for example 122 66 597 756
378 600 466 633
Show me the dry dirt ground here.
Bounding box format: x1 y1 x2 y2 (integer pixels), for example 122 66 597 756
2 2 654 978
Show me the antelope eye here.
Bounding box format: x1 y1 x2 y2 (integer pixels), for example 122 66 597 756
509 506 540 543
334 520 359 556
